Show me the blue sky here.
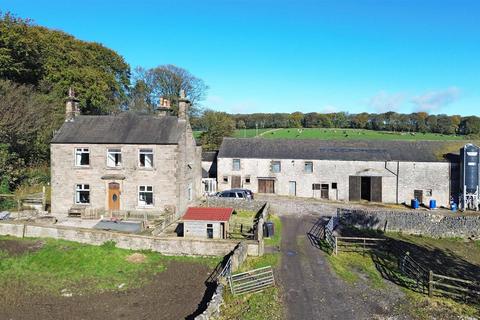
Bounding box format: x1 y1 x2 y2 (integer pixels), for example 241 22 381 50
3 0 479 115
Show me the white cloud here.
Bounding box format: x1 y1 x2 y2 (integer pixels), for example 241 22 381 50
321 105 339 113
411 87 461 112
368 91 406 113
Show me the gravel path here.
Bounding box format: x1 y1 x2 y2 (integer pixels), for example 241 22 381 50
277 214 409 320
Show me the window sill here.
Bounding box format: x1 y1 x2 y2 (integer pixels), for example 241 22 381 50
74 203 91 206
74 166 91 169
106 166 123 170
137 167 155 171
136 205 155 209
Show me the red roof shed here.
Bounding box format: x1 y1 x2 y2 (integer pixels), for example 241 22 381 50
182 207 234 222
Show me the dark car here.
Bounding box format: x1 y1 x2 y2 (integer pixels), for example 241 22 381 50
216 189 250 199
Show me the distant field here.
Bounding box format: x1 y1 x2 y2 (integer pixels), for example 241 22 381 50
195 128 466 141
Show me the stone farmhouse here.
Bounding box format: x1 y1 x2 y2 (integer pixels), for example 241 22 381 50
217 138 459 207
50 91 201 217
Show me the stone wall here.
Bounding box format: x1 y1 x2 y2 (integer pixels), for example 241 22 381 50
203 198 266 212
338 208 480 238
195 242 249 320
0 221 241 256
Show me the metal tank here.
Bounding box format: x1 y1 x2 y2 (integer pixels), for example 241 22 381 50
460 144 480 211
461 144 479 193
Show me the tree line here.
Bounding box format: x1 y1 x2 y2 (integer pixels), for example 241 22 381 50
227 112 480 136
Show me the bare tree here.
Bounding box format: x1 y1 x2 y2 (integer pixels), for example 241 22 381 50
132 65 208 116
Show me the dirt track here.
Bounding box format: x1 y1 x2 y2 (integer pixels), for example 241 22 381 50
277 215 409 320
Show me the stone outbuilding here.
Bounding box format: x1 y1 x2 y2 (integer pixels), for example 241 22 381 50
50 91 202 217
182 207 233 239
217 138 461 208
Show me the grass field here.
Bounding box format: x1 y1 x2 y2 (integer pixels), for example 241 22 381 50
195 127 466 141
0 236 219 295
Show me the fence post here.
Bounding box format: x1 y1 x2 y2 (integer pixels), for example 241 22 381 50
335 236 338 255
428 271 433 297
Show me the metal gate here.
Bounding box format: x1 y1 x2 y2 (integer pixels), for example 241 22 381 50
229 266 275 295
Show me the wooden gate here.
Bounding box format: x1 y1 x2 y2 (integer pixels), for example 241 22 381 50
258 179 275 193
349 176 361 201
231 175 241 188
229 266 275 295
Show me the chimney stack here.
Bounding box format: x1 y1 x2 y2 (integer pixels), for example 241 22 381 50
155 97 172 117
65 87 80 122
178 90 190 120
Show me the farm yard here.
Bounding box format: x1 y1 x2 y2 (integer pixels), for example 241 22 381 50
195 128 467 142
0 236 220 320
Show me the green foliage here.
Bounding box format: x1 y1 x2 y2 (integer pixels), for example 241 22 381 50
0 12 130 115
199 110 235 150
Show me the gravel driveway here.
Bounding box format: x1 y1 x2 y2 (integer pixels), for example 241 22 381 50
277 214 409 320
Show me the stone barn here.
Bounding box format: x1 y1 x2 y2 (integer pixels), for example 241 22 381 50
182 207 233 239
217 138 461 208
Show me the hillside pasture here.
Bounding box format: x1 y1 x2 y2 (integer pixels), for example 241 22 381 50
195 128 466 141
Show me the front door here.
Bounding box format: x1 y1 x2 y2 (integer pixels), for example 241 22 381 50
289 181 296 196
231 175 241 188
108 182 120 211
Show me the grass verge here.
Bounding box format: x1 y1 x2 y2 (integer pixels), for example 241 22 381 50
220 253 284 320
264 214 282 247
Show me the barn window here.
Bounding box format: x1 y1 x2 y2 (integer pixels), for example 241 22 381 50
232 159 241 171
107 149 122 167
75 148 90 166
139 149 154 168
223 176 228 183
332 182 338 189
304 162 313 173
312 183 321 190
138 186 153 206
271 161 281 173
425 189 432 197
245 176 251 184
75 184 90 204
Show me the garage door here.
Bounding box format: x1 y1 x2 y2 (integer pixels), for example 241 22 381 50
349 176 361 201
258 179 275 193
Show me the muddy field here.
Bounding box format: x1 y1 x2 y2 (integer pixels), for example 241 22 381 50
0 238 215 320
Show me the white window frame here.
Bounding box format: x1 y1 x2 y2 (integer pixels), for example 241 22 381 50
107 148 122 168
232 159 241 171
138 149 154 168
271 161 281 173
75 184 90 204
304 161 313 173
75 148 90 167
138 185 154 207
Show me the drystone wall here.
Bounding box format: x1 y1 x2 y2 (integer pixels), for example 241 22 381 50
338 208 480 238
204 198 266 212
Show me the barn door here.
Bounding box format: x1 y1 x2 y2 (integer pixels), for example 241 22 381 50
289 181 296 196
349 176 361 201
231 175 241 188
370 177 382 202
258 179 275 193
414 189 423 204
321 184 329 199
258 180 266 193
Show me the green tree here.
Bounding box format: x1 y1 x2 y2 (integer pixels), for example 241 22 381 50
199 111 235 150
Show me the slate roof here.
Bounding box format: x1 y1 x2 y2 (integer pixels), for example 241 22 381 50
182 207 234 222
202 151 218 162
51 113 185 144
218 138 456 162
